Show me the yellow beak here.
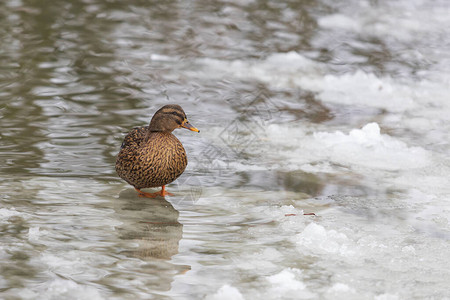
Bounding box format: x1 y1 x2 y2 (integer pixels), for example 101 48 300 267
181 120 200 133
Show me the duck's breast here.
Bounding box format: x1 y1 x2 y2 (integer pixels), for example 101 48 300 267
116 130 187 189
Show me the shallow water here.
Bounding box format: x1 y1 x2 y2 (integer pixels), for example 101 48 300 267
1 0 450 299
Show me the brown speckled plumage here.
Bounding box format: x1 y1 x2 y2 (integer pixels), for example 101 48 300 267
115 104 199 197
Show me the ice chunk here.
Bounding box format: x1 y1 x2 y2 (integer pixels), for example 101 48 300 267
374 294 400 300
266 268 306 290
325 282 357 300
266 269 315 299
206 285 245 300
318 14 360 31
0 208 21 220
28 227 41 241
295 223 356 257
313 123 431 171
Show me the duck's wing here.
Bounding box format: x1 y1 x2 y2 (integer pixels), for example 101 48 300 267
120 126 148 149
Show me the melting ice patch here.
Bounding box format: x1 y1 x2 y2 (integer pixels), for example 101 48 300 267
316 71 418 112
312 122 431 171
317 2 450 45
225 201 449 299
265 122 431 173
196 51 445 113
198 51 325 90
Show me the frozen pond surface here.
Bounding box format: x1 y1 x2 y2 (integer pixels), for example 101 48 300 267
1 0 450 299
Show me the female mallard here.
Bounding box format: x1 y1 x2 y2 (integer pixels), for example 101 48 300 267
116 104 199 197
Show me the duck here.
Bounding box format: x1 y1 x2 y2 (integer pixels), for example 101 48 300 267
116 104 199 198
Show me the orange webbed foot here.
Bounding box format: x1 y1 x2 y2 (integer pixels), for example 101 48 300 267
135 188 160 198
135 186 174 198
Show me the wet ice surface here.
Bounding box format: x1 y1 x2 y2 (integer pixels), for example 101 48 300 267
1 0 450 299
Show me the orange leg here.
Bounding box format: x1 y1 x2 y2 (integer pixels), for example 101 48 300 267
135 186 174 198
160 185 174 197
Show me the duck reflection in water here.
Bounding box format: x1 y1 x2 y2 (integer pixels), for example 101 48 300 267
110 190 190 292
114 189 185 261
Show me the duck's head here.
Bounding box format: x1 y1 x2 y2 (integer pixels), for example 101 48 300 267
149 104 200 133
